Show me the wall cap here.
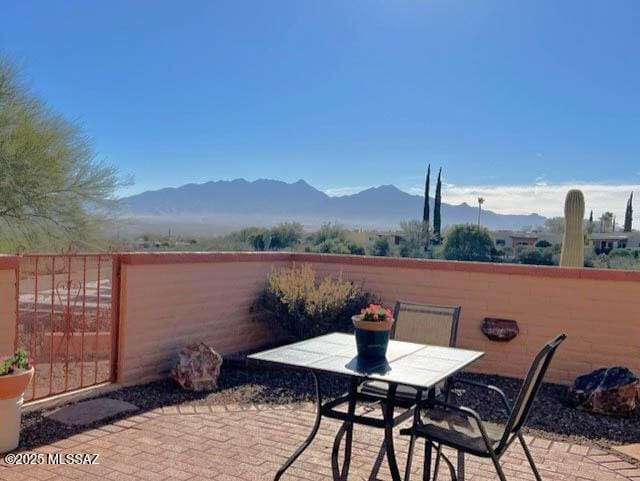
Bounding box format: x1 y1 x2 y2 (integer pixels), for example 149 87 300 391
118 251 640 282
0 255 19 270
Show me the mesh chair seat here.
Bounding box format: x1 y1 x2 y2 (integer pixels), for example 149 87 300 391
360 380 431 400
360 380 442 400
412 407 504 457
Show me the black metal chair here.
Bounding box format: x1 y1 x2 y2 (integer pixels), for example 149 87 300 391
401 333 567 481
359 300 461 400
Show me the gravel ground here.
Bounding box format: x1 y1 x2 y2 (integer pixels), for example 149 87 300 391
20 363 639 451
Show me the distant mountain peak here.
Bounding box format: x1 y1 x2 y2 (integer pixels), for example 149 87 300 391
121 177 546 230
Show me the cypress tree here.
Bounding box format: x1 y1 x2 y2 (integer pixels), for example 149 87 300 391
433 168 442 242
422 164 430 225
624 192 633 232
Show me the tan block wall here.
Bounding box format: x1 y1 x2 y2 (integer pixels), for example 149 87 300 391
116 253 640 386
0 264 17 357
117 260 287 383
308 260 640 384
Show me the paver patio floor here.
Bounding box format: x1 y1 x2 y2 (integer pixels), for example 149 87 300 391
2 402 639 481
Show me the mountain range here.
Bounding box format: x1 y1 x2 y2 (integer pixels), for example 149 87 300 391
120 178 546 231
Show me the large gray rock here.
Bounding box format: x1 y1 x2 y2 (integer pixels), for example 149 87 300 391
568 367 639 417
171 343 223 391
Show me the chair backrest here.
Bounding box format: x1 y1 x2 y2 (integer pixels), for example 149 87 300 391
497 333 567 451
391 300 461 347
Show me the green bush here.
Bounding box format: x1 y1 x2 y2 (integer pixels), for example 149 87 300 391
442 224 495 262
516 246 554 265
370 236 391 256
308 223 348 244
535 240 552 248
398 220 430 258
305 223 365 255
591 251 640 270
255 264 377 339
609 248 632 258
267 222 304 249
232 222 303 251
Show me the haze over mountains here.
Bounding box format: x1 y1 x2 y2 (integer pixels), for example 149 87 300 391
120 178 546 234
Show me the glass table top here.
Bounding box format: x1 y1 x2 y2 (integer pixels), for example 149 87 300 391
248 333 484 390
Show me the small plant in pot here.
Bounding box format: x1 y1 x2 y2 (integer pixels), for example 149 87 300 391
0 349 34 453
352 304 394 360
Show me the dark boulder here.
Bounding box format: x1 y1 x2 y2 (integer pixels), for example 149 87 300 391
568 367 639 417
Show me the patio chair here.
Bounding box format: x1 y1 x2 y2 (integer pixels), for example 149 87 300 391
400 333 567 481
349 301 460 480
359 300 461 401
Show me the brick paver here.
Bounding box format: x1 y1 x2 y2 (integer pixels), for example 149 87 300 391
1 402 638 481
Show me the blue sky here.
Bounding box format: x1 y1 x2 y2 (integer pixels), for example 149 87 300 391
2 1 639 219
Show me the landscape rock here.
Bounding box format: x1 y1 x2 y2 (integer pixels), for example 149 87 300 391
568 367 639 417
171 343 223 391
481 318 519 342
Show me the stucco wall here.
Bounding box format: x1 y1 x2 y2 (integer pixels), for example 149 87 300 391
117 254 289 383
0 257 18 357
117 253 640 385
299 254 640 384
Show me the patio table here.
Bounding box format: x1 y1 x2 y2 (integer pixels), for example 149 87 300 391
249 332 484 481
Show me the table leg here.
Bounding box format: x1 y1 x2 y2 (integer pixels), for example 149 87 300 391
457 451 464 481
404 388 425 481
274 371 322 481
383 383 402 481
331 379 358 480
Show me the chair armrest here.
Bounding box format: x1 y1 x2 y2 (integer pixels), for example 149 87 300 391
449 378 512 415
427 400 497 451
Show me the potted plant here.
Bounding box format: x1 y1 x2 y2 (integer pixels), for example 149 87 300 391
0 349 34 453
352 304 394 360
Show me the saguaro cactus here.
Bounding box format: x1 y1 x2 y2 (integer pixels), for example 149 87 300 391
560 189 585 267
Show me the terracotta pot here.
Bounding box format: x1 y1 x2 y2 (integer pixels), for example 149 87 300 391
0 367 34 401
352 315 394 360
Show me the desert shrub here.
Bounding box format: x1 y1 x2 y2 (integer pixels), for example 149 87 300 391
442 224 495 262
346 241 366 255
255 264 377 340
267 222 304 249
370 236 391 256
591 251 640 270
609 248 632 258
305 223 365 255
398 220 430 258
516 246 554 265
608 255 640 270
308 223 348 244
535 240 552 248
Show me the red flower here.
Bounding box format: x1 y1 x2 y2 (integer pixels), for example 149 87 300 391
360 303 392 322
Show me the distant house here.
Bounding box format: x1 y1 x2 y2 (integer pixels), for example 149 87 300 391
347 229 404 246
589 232 640 254
509 234 538 248
491 230 560 249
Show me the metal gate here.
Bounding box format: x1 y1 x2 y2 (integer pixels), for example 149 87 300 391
15 253 119 402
